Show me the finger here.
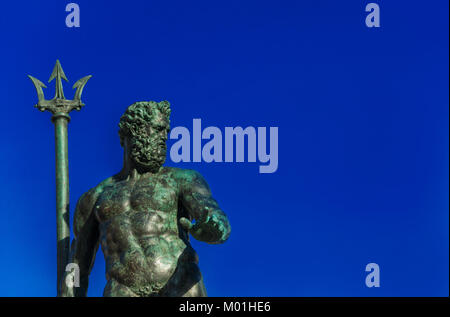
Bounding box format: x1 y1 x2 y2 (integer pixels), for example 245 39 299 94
179 217 193 231
190 226 203 240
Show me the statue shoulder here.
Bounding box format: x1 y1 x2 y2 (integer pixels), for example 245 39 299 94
163 167 203 182
165 167 210 193
77 176 115 207
73 176 116 235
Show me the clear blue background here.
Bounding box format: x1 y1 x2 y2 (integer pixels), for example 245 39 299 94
0 0 448 296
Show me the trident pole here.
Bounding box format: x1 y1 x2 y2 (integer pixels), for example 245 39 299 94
28 60 91 296
53 111 70 297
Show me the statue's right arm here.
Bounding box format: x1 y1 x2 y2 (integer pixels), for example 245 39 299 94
60 186 102 297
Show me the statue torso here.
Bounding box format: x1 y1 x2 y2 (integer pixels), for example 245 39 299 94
93 167 198 296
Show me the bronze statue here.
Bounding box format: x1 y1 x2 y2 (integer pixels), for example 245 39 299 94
61 101 231 297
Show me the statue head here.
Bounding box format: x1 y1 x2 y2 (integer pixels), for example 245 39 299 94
118 101 171 173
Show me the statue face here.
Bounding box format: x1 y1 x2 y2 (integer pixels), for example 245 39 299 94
128 110 170 172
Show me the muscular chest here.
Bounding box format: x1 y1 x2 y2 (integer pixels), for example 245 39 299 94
94 176 179 222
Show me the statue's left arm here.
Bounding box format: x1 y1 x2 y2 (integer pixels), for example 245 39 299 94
179 170 231 244
60 185 102 297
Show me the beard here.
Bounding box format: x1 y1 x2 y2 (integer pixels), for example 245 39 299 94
130 133 167 173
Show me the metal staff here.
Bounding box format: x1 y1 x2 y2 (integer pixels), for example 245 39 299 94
28 60 91 296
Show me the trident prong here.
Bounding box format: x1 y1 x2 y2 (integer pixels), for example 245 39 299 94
73 75 92 102
27 75 47 109
48 59 69 99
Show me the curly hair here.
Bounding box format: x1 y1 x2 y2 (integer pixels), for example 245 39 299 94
118 101 171 146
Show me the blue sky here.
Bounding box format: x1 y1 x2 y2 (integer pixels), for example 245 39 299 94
0 0 448 296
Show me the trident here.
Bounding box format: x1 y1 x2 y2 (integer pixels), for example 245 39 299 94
28 60 91 296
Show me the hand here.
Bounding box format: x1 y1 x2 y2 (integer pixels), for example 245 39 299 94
179 215 222 243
